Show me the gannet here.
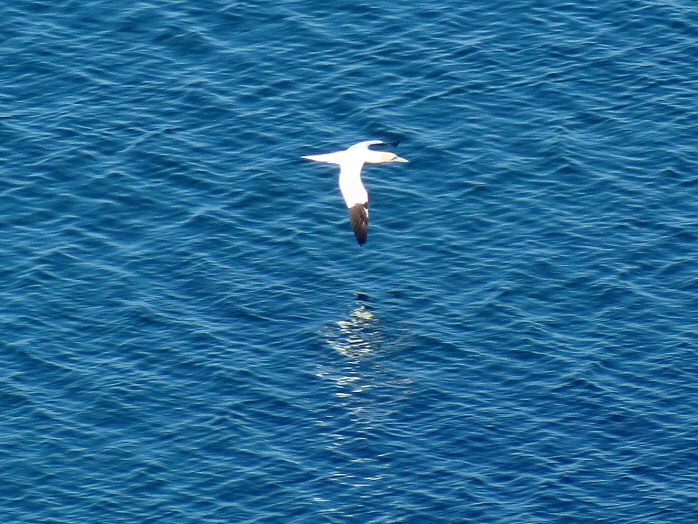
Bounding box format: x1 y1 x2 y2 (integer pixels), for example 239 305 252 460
302 140 408 245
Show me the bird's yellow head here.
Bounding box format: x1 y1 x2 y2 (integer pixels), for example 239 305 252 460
372 151 409 164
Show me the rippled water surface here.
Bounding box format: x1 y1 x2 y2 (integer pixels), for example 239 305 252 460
2 0 698 522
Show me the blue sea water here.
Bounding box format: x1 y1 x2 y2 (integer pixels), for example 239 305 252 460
2 0 698 521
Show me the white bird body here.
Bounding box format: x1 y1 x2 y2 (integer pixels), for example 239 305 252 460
303 140 408 245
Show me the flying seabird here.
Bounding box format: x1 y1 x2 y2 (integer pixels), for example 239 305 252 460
302 140 408 245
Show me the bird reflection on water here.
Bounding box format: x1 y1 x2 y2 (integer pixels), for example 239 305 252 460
319 295 385 401
315 296 413 509
328 303 379 362
318 294 412 405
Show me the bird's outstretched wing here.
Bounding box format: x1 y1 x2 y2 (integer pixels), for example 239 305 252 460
338 161 368 209
349 203 369 245
339 156 370 245
348 140 384 151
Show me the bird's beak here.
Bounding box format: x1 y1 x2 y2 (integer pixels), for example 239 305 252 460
393 156 409 163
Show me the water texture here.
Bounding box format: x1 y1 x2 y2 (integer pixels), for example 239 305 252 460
2 0 697 522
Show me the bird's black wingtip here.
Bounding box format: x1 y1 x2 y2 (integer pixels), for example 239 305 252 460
349 203 369 246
